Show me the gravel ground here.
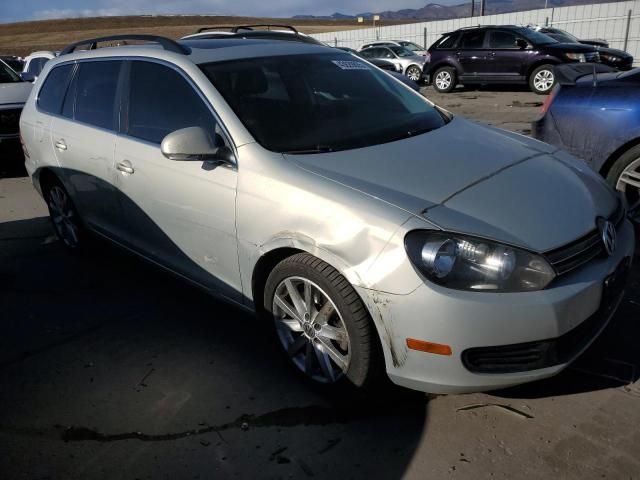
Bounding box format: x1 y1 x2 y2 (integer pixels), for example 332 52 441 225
1 89 639 480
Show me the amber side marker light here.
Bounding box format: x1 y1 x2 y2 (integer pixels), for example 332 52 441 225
406 338 452 356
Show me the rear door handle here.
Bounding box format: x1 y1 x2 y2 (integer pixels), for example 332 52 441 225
116 160 134 175
54 139 67 151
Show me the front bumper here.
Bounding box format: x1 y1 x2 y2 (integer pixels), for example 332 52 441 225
357 218 635 394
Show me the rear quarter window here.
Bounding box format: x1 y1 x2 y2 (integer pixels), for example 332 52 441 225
37 64 74 115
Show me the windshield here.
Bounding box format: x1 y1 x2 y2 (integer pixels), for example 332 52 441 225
545 29 578 43
399 41 424 52
0 61 21 83
520 28 558 45
389 46 415 57
200 53 446 153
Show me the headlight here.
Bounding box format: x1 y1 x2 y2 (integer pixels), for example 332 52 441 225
600 54 618 62
565 53 586 62
405 231 556 292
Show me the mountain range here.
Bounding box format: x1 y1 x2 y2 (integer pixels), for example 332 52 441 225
294 0 619 21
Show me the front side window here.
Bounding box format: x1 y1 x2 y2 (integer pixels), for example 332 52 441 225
0 61 21 83
71 61 122 130
126 61 216 145
37 64 74 114
436 34 459 49
489 31 519 49
460 31 486 49
200 53 447 154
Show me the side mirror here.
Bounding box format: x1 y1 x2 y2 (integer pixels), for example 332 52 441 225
516 39 528 50
20 72 36 82
160 126 234 165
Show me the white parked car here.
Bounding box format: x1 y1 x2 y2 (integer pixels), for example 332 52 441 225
20 35 634 394
0 59 32 146
22 51 56 81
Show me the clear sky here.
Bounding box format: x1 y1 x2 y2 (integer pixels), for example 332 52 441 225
0 0 462 23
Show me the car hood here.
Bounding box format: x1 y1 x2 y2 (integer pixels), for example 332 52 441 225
545 42 596 53
287 118 618 252
598 46 633 59
0 81 32 106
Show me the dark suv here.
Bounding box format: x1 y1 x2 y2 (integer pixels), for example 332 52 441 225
424 25 600 94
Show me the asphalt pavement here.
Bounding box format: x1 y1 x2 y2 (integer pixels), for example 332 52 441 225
1 88 639 480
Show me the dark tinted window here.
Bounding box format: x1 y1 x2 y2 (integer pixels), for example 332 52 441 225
436 34 459 49
201 53 447 153
127 61 216 144
0 61 21 83
37 64 74 115
27 57 48 75
489 31 519 49
460 30 485 48
73 61 122 130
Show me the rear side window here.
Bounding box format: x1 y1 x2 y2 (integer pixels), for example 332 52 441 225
434 34 459 49
37 64 74 115
489 31 519 49
71 61 122 130
126 61 216 144
460 31 486 49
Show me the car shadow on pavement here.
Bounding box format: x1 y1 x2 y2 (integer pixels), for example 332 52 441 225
0 216 428 480
0 144 27 179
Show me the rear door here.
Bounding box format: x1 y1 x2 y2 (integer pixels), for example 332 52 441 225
49 60 125 238
457 30 491 78
114 59 241 301
486 29 527 80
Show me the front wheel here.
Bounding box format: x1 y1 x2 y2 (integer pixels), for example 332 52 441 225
432 67 457 93
529 64 555 95
606 145 640 224
405 65 422 82
264 253 381 388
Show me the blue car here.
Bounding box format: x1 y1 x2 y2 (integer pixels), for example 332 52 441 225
534 64 640 222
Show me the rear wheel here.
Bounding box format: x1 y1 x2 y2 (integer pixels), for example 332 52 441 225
606 145 640 224
44 180 85 249
264 253 381 389
529 64 555 95
432 67 457 93
405 65 422 82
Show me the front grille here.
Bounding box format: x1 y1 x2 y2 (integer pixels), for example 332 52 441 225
462 259 629 374
544 201 625 276
0 107 21 136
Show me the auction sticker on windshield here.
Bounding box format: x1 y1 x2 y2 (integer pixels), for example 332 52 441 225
332 60 370 70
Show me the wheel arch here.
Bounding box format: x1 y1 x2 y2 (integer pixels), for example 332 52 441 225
37 167 63 197
526 59 560 79
599 136 640 177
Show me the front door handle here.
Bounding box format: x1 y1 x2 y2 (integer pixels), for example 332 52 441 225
116 160 134 175
54 139 67 151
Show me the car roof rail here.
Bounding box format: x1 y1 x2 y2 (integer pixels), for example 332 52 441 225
60 34 189 55
197 24 299 34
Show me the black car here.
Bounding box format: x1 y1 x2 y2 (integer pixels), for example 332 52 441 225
424 25 600 94
0 55 24 73
533 27 633 70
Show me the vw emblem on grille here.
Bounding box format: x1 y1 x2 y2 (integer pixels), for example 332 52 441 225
600 220 617 256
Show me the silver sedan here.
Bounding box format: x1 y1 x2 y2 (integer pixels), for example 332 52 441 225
359 45 427 81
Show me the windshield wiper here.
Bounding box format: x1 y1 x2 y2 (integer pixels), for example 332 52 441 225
282 145 335 155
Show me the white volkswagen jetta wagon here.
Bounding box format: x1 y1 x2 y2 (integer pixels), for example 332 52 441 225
20 35 635 394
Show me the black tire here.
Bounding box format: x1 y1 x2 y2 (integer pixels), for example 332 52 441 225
264 253 382 389
529 64 556 95
405 65 422 82
43 178 87 250
431 66 457 93
605 144 640 224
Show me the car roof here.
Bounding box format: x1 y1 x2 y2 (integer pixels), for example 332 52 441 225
51 38 337 67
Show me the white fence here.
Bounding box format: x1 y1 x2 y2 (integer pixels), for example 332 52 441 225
312 0 640 65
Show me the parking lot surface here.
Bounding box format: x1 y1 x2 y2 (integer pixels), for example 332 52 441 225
1 89 639 480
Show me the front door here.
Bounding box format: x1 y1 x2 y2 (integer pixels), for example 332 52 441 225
486 30 527 80
114 60 242 302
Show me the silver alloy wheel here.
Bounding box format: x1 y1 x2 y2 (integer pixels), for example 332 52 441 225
616 156 640 222
272 276 351 383
533 69 554 93
406 66 421 82
47 185 79 248
435 70 452 91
